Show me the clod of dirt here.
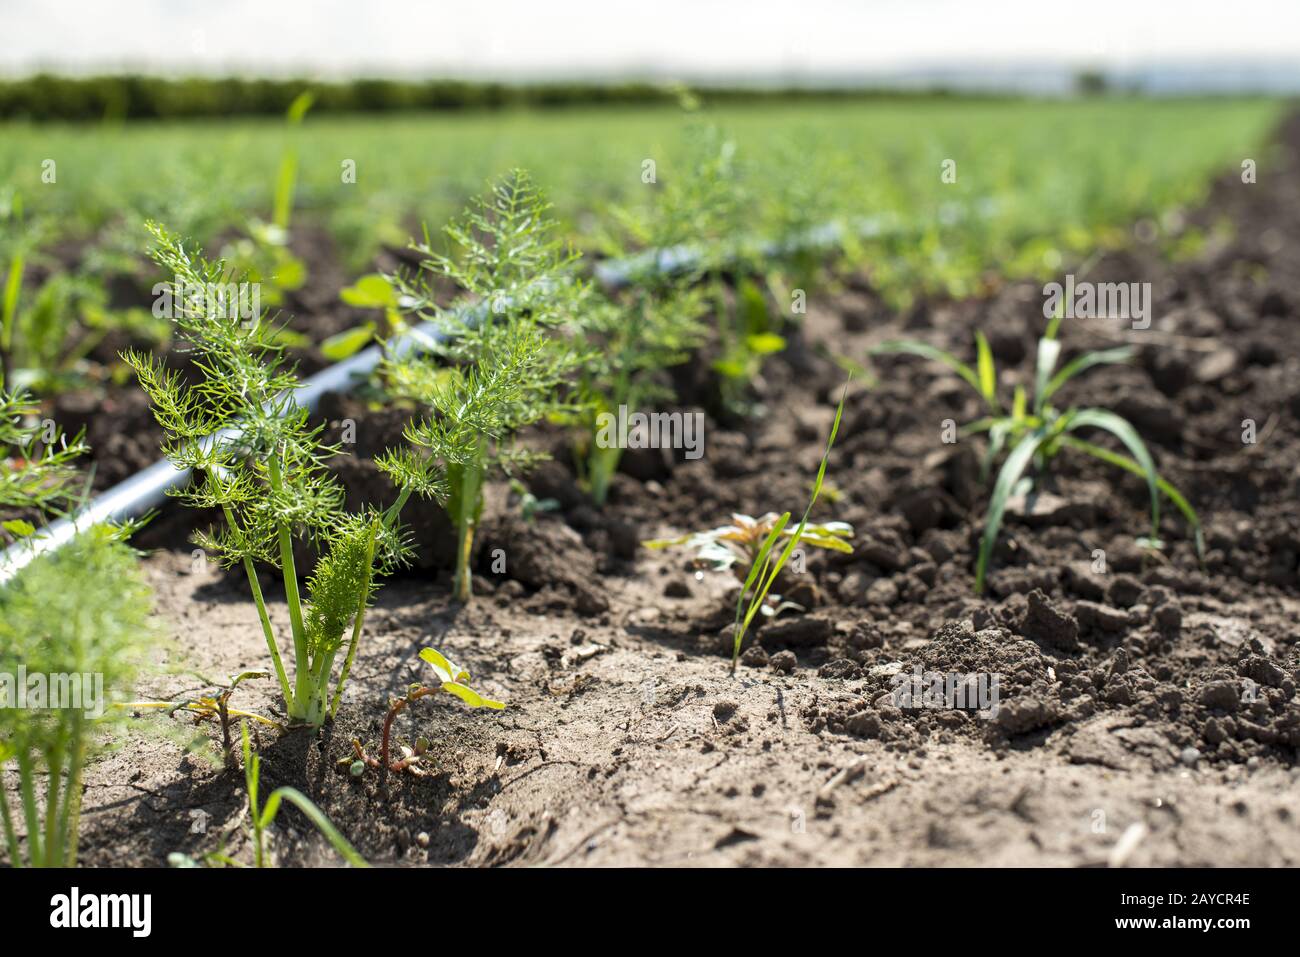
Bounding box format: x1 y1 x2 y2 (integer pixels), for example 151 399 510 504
818 658 860 680
1107 575 1145 608
769 650 797 673
1075 600 1130 634
713 700 739 722
663 578 692 599
846 711 884 738
1019 589 1080 651
1198 681 1241 712
991 696 1059 736
760 614 833 648
1005 489 1096 527
479 514 610 616
1062 562 1107 601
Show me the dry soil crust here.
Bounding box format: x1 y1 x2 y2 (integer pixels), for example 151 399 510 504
57 113 1300 867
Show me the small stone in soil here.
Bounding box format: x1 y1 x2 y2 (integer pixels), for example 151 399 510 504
1179 747 1201 767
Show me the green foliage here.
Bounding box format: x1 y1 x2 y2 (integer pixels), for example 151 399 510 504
643 511 853 576
874 330 1202 592
578 124 746 501
352 648 503 775
724 381 849 671
417 647 505 710
273 91 314 231
0 528 160 867
124 223 431 725
383 170 586 601
0 380 87 525
0 99 1280 394
2 373 158 868
325 273 403 360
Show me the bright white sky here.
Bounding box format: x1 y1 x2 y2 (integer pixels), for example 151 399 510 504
4 0 1299 79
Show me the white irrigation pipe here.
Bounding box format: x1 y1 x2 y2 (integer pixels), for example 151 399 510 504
0 200 989 584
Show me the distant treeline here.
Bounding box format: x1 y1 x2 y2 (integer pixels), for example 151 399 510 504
0 74 974 122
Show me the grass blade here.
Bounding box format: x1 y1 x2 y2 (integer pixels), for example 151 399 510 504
974 330 999 412
259 787 370 868
1033 337 1061 414
976 428 1048 593
731 377 850 669
873 340 987 409
1063 408 1160 540
1060 435 1204 559
1 253 23 353
1041 346 1133 407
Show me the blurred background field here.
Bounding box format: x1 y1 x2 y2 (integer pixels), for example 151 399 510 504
0 81 1287 397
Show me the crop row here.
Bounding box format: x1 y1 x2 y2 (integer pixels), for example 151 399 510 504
0 96 1279 397
0 136 1213 864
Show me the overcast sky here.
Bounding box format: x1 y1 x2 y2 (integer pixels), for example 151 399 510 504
4 0 1300 80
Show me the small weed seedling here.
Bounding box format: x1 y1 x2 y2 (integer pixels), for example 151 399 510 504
324 272 404 361
645 380 851 672
643 510 852 581
124 671 284 767
875 323 1202 592
1 381 160 867
351 648 504 775
125 224 441 726
385 170 585 602
241 723 367 868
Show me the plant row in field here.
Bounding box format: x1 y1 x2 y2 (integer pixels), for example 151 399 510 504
1 149 1204 867
0 96 1280 395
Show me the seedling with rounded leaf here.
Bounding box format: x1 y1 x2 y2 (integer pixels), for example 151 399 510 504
874 325 1202 592
351 648 504 776
323 273 405 361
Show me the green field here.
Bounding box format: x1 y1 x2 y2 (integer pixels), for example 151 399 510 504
0 96 1284 393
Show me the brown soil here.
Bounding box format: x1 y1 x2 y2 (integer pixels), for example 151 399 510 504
37 115 1300 868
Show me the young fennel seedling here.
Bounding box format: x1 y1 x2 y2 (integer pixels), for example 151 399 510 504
125 224 443 726
1 380 160 867
384 170 586 602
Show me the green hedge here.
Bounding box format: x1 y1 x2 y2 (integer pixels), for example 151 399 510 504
0 74 964 122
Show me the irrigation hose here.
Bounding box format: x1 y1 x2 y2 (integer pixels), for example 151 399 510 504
0 200 989 584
